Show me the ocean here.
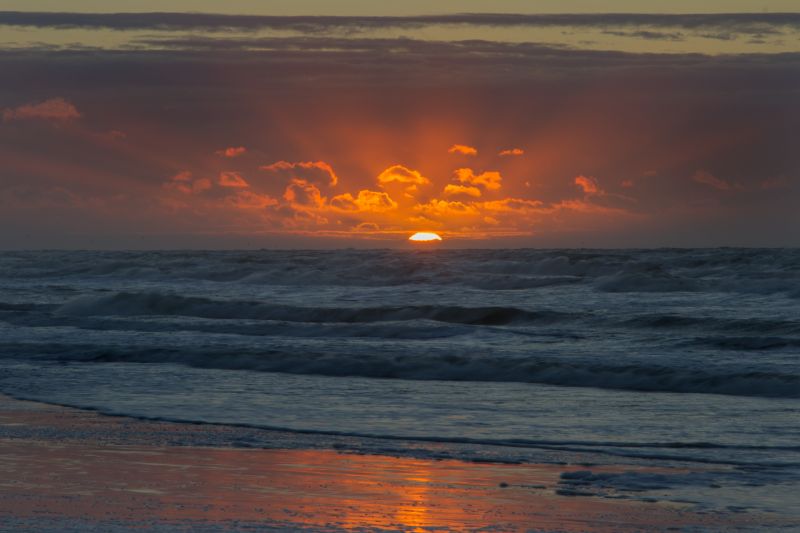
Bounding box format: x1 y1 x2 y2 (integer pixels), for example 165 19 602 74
1 248 798 516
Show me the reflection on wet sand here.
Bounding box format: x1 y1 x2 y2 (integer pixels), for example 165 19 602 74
0 395 773 532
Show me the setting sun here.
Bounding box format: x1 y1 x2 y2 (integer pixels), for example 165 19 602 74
409 232 443 242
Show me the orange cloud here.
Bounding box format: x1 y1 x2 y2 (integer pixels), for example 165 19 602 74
693 170 732 190
261 161 339 186
443 184 482 198
163 171 212 195
354 222 381 232
283 178 325 208
554 199 629 216
171 171 192 182
448 144 478 156
227 190 278 209
2 98 81 122
415 199 481 218
377 165 430 186
454 168 502 191
330 190 397 213
479 198 545 213
158 148 635 240
498 148 524 157
574 175 600 194
218 171 249 188
192 178 213 194
216 146 247 158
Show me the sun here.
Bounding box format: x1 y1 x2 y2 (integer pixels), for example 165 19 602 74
409 232 442 242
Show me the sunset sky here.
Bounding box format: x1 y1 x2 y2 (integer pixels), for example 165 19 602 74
1 1 798 248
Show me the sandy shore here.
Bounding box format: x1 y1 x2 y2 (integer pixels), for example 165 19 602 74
0 393 782 532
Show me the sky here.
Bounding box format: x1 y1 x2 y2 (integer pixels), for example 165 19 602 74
0 1 798 248
3 1 799 15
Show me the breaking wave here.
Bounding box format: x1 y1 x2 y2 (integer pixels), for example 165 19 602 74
55 291 577 326
4 342 798 398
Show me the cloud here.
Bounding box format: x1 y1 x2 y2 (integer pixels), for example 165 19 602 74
283 178 325 208
454 168 502 191
443 184 482 198
261 160 338 186
479 198 545 213
354 222 380 232
377 165 430 186
216 146 246 158
2 97 80 122
553 199 629 216
218 171 249 188
330 189 397 213
603 30 686 41
574 175 600 195
415 199 481 218
171 171 192 182
192 178 213 194
7 34 799 95
498 148 524 157
3 12 798 36
448 144 477 156
693 170 732 190
163 171 212 195
227 190 278 209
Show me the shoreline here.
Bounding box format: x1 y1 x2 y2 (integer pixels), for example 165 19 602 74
0 393 785 532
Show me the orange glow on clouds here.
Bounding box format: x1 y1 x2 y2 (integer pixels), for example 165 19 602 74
261 161 339 186
218 171 249 188
443 184 482 198
447 144 477 156
216 146 247 158
377 165 430 186
2 97 81 122
157 148 639 241
454 168 502 191
574 175 599 195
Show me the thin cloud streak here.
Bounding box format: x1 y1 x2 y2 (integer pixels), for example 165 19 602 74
2 11 799 34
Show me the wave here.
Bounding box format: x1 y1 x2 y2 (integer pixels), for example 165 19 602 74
1 389 796 468
2 248 799 295
6 342 798 398
622 314 800 335
55 291 577 326
8 296 800 339
694 336 800 351
594 272 699 293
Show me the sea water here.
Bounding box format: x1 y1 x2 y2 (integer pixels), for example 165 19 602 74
0 249 798 515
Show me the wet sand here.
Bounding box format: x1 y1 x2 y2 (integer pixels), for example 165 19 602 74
0 394 776 532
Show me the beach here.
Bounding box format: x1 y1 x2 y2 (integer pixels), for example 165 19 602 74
2 393 787 532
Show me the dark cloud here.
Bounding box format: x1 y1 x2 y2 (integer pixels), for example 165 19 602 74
602 30 686 41
3 37 798 97
1 11 799 35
